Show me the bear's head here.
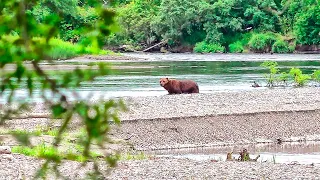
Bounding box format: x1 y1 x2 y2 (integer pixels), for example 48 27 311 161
159 78 170 87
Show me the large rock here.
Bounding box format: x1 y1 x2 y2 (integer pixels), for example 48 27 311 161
0 146 11 154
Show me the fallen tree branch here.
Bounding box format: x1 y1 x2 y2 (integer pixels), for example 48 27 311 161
142 40 168 52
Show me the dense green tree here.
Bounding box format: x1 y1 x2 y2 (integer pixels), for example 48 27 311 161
152 0 204 45
27 0 318 51
116 0 160 46
30 0 99 42
294 1 320 44
201 0 246 45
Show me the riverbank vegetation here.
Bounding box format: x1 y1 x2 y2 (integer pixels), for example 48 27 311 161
12 0 319 54
1 35 112 60
106 0 319 53
261 61 320 87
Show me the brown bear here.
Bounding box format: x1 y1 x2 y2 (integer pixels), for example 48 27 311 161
159 78 199 94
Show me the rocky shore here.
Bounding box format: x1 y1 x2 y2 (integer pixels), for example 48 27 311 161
1 87 320 179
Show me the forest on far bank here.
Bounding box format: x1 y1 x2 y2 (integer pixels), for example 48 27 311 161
30 0 319 53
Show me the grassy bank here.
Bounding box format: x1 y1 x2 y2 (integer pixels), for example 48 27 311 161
47 38 114 60
2 35 115 60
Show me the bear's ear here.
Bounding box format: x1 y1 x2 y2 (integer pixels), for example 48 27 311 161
166 78 169 81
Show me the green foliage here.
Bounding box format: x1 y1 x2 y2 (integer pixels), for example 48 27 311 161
60 6 99 42
152 0 203 45
260 61 317 87
0 0 125 178
289 67 311 86
47 38 111 60
248 33 278 52
12 143 103 162
294 4 320 45
312 70 320 82
278 72 289 85
182 29 206 45
12 143 61 162
103 0 319 51
279 0 303 33
114 0 160 46
193 41 225 53
260 61 279 87
229 41 244 53
8 129 42 136
2 35 112 60
201 0 245 45
272 39 295 53
30 0 99 42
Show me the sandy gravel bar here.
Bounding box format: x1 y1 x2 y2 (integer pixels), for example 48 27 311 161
109 158 320 180
110 87 320 150
3 87 319 121
113 109 320 150
120 87 320 120
1 154 319 180
0 154 111 180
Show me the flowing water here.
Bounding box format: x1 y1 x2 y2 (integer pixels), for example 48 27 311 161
1 53 319 102
74 53 320 99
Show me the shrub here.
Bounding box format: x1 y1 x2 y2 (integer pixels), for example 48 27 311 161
289 67 311 86
312 70 320 82
260 61 279 87
248 33 277 52
194 41 225 53
277 72 290 86
2 36 77 59
47 39 82 59
48 38 111 60
2 36 112 60
229 41 244 53
272 39 295 53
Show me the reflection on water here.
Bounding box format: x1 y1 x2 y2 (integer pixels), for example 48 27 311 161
150 142 320 165
158 153 320 165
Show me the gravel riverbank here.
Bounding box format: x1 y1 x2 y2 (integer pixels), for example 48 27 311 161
1 154 319 180
111 87 320 150
113 109 320 150
109 158 320 180
120 87 320 120
2 87 320 179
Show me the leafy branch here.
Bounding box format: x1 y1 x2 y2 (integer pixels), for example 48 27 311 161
0 0 125 178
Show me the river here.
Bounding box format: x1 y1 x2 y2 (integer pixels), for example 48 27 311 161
73 53 320 98
0 53 319 103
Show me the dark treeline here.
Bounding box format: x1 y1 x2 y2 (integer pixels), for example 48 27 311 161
31 0 319 53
